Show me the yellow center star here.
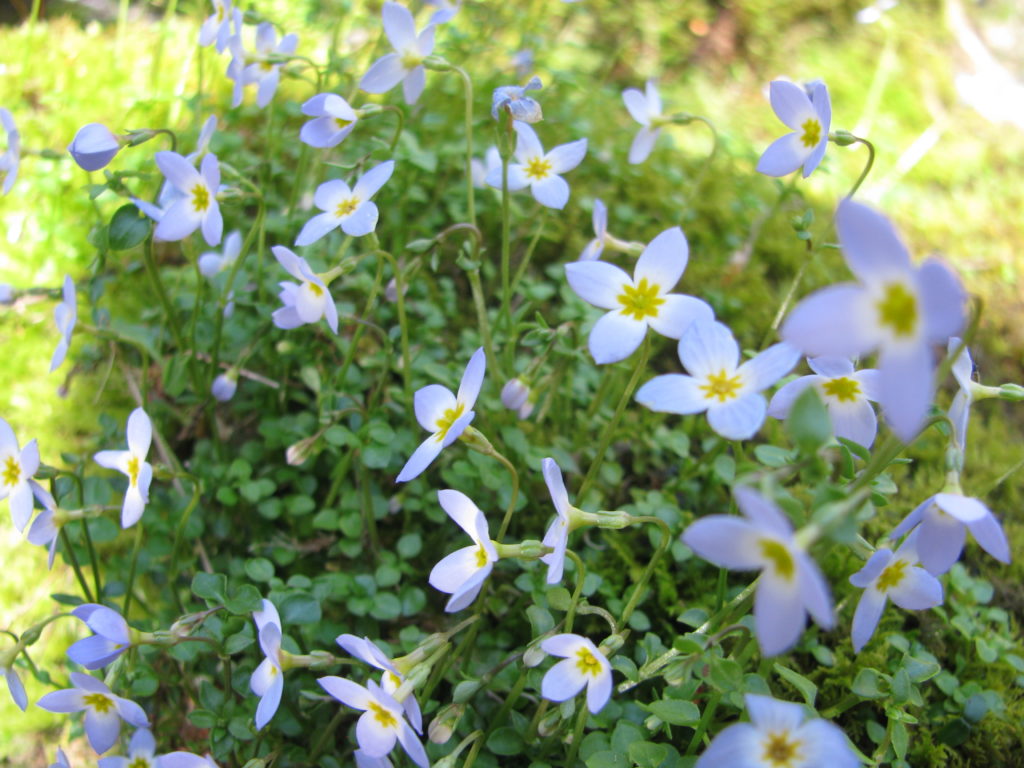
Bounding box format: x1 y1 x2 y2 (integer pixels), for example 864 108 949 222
876 559 909 592
1 455 20 487
762 730 802 767
129 758 151 768
475 545 490 568
435 403 466 442
369 701 398 728
700 370 743 403
876 282 918 338
760 539 795 581
575 646 603 677
822 376 861 403
83 692 114 713
335 197 360 218
127 456 140 488
800 118 821 148
401 51 423 69
333 117 351 131
524 156 552 181
307 281 324 297
617 278 664 321
191 183 210 213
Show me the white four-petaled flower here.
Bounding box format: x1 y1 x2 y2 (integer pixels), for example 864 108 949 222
229 22 298 108
67 603 133 670
199 0 237 52
300 93 360 149
540 634 612 714
153 151 223 247
37 672 149 755
50 275 78 373
637 320 800 440
429 489 498 612
250 599 284 730
396 346 485 483
296 160 395 245
756 79 831 178
360 2 436 105
622 79 667 164
270 246 339 334
93 407 153 529
683 486 834 656
1 416 48 532
781 198 966 442
540 457 575 585
486 121 587 210
335 634 422 733
566 227 713 364
96 727 213 768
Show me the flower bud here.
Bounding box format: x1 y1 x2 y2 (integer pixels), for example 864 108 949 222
385 277 409 302
211 372 238 402
998 383 1024 402
428 702 465 743
68 123 123 171
523 642 546 668
501 378 530 410
829 128 858 146
537 706 564 737
285 434 320 466
459 425 495 455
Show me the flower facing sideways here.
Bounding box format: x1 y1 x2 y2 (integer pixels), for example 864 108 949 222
0 107 20 195
230 23 299 108
637 320 800 441
300 93 360 149
486 121 586 210
756 79 831 178
2 651 27 711
37 672 149 755
336 634 422 733
152 151 223 247
849 531 942 652
250 599 284 730
93 407 153 529
199 230 242 278
199 0 237 52
295 160 395 245
947 337 974 451
68 123 122 172
491 76 543 123
50 275 78 373
540 457 575 584
695 694 858 768
359 2 436 105
67 603 133 670
683 486 834 656
0 416 49 532
96 727 213 768
566 226 714 364
429 489 498 612
540 634 612 714
270 246 339 334
579 198 608 261
396 346 485 483
622 79 667 164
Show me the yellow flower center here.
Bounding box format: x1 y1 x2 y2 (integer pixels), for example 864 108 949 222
700 370 743 403
759 539 795 581
386 671 402 689
822 376 861 403
260 60 275 72
617 278 664 321
435 403 466 442
333 117 352 131
1 455 20 487
876 282 917 338
762 730 802 767
876 559 909 592
215 6 224 21
524 156 552 181
191 183 210 213
83 692 114 713
129 757 151 768
475 545 490 568
575 646 603 677
401 50 424 69
335 197 360 218
369 701 398 728
307 281 324 297
127 456 140 488
800 118 821 148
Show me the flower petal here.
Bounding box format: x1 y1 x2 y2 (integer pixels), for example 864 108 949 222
682 516 764 570
769 80 816 130
456 347 486 408
635 374 707 415
360 53 406 94
767 376 816 420
966 513 1011 564
531 174 570 209
154 151 200 192
707 394 767 441
781 283 876 359
756 132 807 177
622 88 650 125
565 260 631 310
541 657 587 703
85 707 121 754
835 197 913 281
851 588 887 652
797 552 834 629
546 138 587 175
414 384 457 432
918 257 966 343
513 121 544 163
628 126 659 164
437 489 487 542
354 161 396 201
382 1 417 50
397 720 430 768
5 668 26 711
738 342 801 392
429 545 482 594
733 486 793 538
877 342 934 443
254 671 283 730
745 693 805 731
849 548 893 588
916 507 966 575
340 201 379 237
542 457 570 518
126 409 151 458
395 435 445 483
888 567 943 611
678 320 739 379
634 226 689 291
754 576 805 656
829 399 877 448
318 676 373 710
586 665 612 713
444 564 491 612
296 212 340 246
588 311 647 364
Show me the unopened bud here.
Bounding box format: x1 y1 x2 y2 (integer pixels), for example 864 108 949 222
286 435 320 466
68 123 124 171
830 129 858 146
523 643 546 668
459 425 495 455
999 383 1024 402
501 378 530 410
453 680 481 704
211 372 238 402
600 633 626 655
428 702 465 744
537 707 564 737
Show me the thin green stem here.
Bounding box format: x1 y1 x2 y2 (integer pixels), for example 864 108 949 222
564 550 586 632
358 464 381 555
81 521 103 601
437 224 496 374
493 451 521 542
845 136 875 198
333 249 387 394
451 66 476 226
142 236 200 391
60 529 95 604
378 249 413 410
169 480 202 611
685 692 720 755
510 209 549 291
500 147 512 347
379 105 406 153
618 516 671 630
565 698 589 767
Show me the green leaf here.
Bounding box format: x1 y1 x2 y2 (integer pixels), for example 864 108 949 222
786 387 830 453
628 741 668 768
224 632 255 655
487 727 524 756
546 587 572 611
647 699 700 725
375 564 401 588
890 667 912 704
851 668 885 699
281 593 321 624
369 593 402 621
244 558 275 582
397 533 422 558
192 572 228 604
890 719 908 760
189 709 219 729
773 663 817 706
585 753 628 768
108 204 151 251
225 584 263 615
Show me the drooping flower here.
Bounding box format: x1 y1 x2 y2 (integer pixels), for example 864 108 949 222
540 634 612 714
198 230 242 278
250 599 284 730
37 672 149 755
335 634 422 733
485 121 586 210
683 486 834 656
781 198 966 441
360 2 436 105
429 490 498 612
270 246 339 334
566 227 713 365
67 604 133 670
889 491 1010 576
152 151 223 246
768 356 880 447
300 93 360 149
579 199 607 261
0 416 51 532
947 337 973 451
491 76 543 123
849 532 942 652
68 123 122 172
695 694 858 768
211 372 238 402
637 320 800 440
396 346 485 483
295 160 395 245
317 677 428 767
96 727 213 768
199 0 236 52
0 107 20 195
93 407 153 529
50 275 77 373
622 79 667 164
756 79 831 178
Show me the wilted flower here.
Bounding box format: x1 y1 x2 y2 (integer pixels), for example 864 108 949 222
68 123 122 172
429 489 497 612
683 486 834 656
485 121 586 210
198 230 241 278
0 416 49 532
566 226 713 364
251 599 284 730
93 407 153 529
0 108 19 194
50 275 77 373
300 93 359 149
396 347 485 483
295 160 395 245
695 694 858 768
270 246 339 334
211 372 238 402
37 672 149 755
622 79 666 164
491 76 543 123
67 603 133 670
756 79 831 178
781 198 966 441
540 634 612 714
360 2 436 105
152 151 223 247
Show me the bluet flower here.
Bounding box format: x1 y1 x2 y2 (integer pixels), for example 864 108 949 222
683 486 834 656
93 407 153 529
0 417 49 532
153 151 223 246
566 226 713 364
396 347 485 483
360 2 436 105
485 121 586 210
429 490 497 612
947 337 973 451
97 727 213 768
68 603 133 670
695 694 857 768
50 275 77 373
491 76 543 123
251 599 284 730
270 246 338 334
198 230 241 278
232 23 298 108
68 123 122 172
199 0 236 52
295 160 395 245
335 634 422 732
2 655 27 711
622 79 666 164
540 634 612 714
0 107 19 194
211 372 238 402
540 457 573 584
300 93 359 149
756 79 831 178
781 198 966 441
37 672 149 755
579 199 607 261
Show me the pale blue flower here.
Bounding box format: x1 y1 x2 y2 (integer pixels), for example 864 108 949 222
211 372 238 402
93 407 153 529
50 275 77 373
270 246 338 334
947 337 973 451
428 490 497 612
198 230 241 278
68 603 132 670
335 634 422 733
49 747 71 768
0 107 19 194
97 727 213 768
295 160 394 245
152 151 222 247
491 76 543 123
622 80 665 164
250 599 284 730
540 634 612 714
485 122 586 210
756 79 831 178
199 0 236 52
0 417 44 532
360 2 436 105
240 23 299 108
300 93 359 149
37 672 149 755
579 198 607 261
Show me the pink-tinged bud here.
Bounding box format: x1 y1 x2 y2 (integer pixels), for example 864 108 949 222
501 378 530 410
68 123 123 171
211 372 238 402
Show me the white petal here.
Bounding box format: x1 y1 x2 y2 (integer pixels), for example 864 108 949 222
541 658 587 702
591 199 607 238
85 707 122 754
437 489 487 542
413 384 457 432
916 507 966 575
694 723 759 768
733 486 793 538
829 399 877 448
153 198 201 242
546 138 587 174
707 394 767 441
565 260 631 310
256 68 280 107
678 320 739 379
354 161 396 201
851 588 887 652
769 79 816 130
754 576 805 656
360 53 406 94
738 342 801 392
531 174 570 209
682 517 763 570
807 357 853 378
797 552 834 629
781 284 876 358
254 599 281 635
745 693 805 731
835 197 913 282
622 88 650 125
628 126 659 164
314 179 352 211
317 676 373 710
767 376 816 419
756 133 807 177
126 408 151 458
295 212 341 247
849 548 893 588
456 347 486 408
340 201 379 237
444 565 491 612
966 513 1011 564
634 227 689 290
121 485 146 529
357 709 398 756
429 545 483 594
513 121 544 163
37 688 85 713
588 311 647 364
586 666 612 713
889 497 930 542
888 567 943 610
877 342 933 443
4 668 26 711
254 671 283 730
541 519 569 584
154 151 201 192
382 1 417 50
397 721 429 768
395 435 445 483
540 634 585 657
796 719 859 768
336 635 394 672
402 66 426 104
645 80 663 116
918 257 966 342
635 374 707 415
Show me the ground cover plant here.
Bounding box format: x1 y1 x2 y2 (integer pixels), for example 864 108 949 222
1 0 1023 766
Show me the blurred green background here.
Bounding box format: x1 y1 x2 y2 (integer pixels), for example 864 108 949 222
1 0 1022 763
